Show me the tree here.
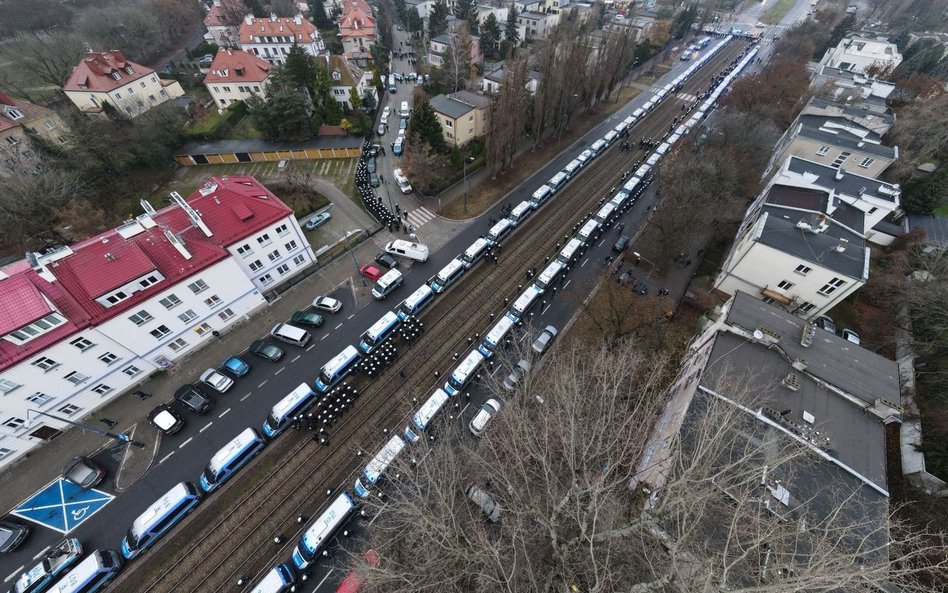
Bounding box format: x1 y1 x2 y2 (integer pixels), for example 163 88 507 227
0 163 89 249
309 0 333 27
816 13 855 60
480 13 501 59
270 0 297 16
504 4 520 48
406 7 423 34
246 91 314 140
633 38 651 66
280 44 320 90
670 4 697 39
485 55 528 173
348 85 362 111
722 60 812 129
0 30 86 89
429 0 450 37
401 139 447 193
408 99 447 153
244 0 267 17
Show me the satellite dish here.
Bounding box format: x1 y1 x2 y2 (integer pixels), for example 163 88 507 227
753 329 764 340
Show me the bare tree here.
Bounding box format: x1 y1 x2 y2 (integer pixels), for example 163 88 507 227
0 162 89 249
269 0 299 17
485 55 529 173
0 30 87 89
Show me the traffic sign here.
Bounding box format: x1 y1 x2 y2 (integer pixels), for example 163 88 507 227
11 478 113 534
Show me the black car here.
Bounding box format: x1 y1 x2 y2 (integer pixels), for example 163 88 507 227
613 235 630 252
148 404 185 435
0 520 29 553
367 157 377 174
374 252 399 269
174 385 214 415
62 457 106 490
250 340 284 362
370 172 380 188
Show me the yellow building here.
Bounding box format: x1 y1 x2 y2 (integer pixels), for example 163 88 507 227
429 91 490 147
63 50 184 118
0 91 68 175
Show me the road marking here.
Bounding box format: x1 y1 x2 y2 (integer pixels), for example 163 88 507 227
321 334 328 341
292 354 301 362
32 545 51 560
491 365 502 377
563 280 571 289
4 566 24 583
240 392 253 401
314 569 335 591
335 323 343 330
159 451 175 465
179 437 193 449
347 314 355 320
258 380 268 388
542 303 551 314
202 420 215 431
581 258 589 267
599 238 606 247
275 366 285 375
307 344 316 351
460 402 470 415
369 507 385 526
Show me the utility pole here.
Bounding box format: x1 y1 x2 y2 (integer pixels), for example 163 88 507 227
28 409 145 449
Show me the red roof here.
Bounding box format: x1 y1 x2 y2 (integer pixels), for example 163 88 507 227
0 176 294 372
63 51 154 94
340 3 376 39
204 0 245 28
239 15 320 45
0 90 55 134
203 50 272 85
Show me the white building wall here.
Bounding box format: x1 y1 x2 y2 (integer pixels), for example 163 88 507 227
64 74 180 117
242 40 324 65
207 79 270 111
225 214 317 292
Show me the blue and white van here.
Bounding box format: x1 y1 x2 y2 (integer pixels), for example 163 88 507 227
292 493 356 570
478 315 515 358
445 350 484 396
199 428 266 493
46 551 122 593
262 383 319 438
315 345 362 392
530 185 553 209
507 201 531 226
460 237 490 269
122 482 202 558
397 284 434 320
429 258 465 293
486 218 513 245
404 388 450 442
249 563 296 593
354 434 406 497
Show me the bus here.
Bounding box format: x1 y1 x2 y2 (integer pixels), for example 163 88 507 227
534 260 565 293
404 388 450 442
429 258 465 293
397 284 435 320
354 434 407 497
315 345 362 392
359 311 401 354
199 428 266 493
248 563 296 593
46 551 122 593
292 492 357 570
445 350 484 396
557 237 583 264
460 237 490 269
121 482 202 559
507 285 542 322
262 383 319 438
478 315 515 358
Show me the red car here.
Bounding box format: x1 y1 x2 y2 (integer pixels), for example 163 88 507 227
336 549 380 593
359 264 383 282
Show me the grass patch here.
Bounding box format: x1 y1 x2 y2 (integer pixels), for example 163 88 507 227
763 0 795 24
933 204 948 216
228 116 263 140
186 108 226 136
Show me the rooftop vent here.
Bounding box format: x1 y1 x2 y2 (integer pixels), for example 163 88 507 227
791 358 809 371
781 372 800 392
800 323 815 348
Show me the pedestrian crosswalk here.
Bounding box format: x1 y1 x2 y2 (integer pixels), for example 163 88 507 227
649 87 697 103
404 206 436 229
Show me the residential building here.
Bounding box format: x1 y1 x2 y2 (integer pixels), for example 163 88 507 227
820 36 903 75
429 31 483 68
517 11 554 40
637 291 900 563
239 14 326 65
475 4 508 25
322 55 377 110
514 0 542 13
815 65 895 116
203 49 272 111
543 0 570 15
481 65 540 95
430 90 490 146
0 91 68 175
62 51 185 118
204 0 245 46
339 0 377 66
404 0 432 20
0 176 316 470
766 111 898 179
800 95 894 136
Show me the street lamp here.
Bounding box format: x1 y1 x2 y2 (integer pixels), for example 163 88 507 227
343 229 366 286
632 251 657 279
462 155 476 213
27 409 145 449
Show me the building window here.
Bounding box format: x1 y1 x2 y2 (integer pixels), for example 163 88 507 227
445 120 453 128
204 295 223 308
3 417 26 429
122 364 143 377
139 275 160 288
762 296 776 305
8 313 67 344
293 254 306 266
91 384 112 395
794 264 813 275
859 157 875 168
0 448 13 462
777 280 794 290
259 273 274 285
27 392 54 406
31 357 59 371
44 121 57 130
150 325 172 340
275 223 289 236
868 207 878 214
237 244 252 257
0 379 21 395
284 240 298 252
249 260 264 272
831 151 851 168
815 145 830 156
168 337 189 352
140 81 146 88
98 352 119 365
160 294 182 309
218 308 236 321
817 277 847 296
257 233 272 247
267 249 280 262
194 323 212 336
276 263 290 275
796 302 816 314
178 309 198 323
57 404 81 416
6 108 23 119
64 371 89 385
188 280 209 294
70 337 94 351
128 310 153 326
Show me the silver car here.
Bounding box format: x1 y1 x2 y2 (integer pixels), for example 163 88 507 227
502 359 531 392
200 368 234 393
464 482 501 522
469 399 501 437
531 325 558 355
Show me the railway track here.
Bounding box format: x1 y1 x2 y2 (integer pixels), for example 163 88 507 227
122 39 750 593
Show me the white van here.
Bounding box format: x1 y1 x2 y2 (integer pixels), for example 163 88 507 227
486 218 513 245
385 239 428 262
530 185 553 209
507 200 531 226
557 237 583 264
372 268 404 300
271 323 311 347
393 168 412 193
399 100 410 119
547 171 568 192
577 219 600 245
589 139 607 157
562 159 582 179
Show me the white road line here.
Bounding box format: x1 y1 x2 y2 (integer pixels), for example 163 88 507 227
369 507 385 526
563 280 571 289
258 380 268 388
335 323 343 330
158 451 175 465
202 421 215 431
581 257 589 267
307 344 316 351
599 238 606 247
313 569 335 592
179 437 193 449
460 402 471 415
4 566 24 583
240 392 253 401
347 314 355 320
32 545 51 560
542 303 551 314
275 366 285 375
291 354 301 362
321 334 328 341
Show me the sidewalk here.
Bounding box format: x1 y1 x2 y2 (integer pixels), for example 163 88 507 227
0 231 399 513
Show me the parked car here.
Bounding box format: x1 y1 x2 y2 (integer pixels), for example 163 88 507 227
304 211 331 231
250 340 284 362
613 235 630 252
367 157 377 173
840 329 861 345
290 310 324 328
360 264 383 282
62 457 106 490
148 404 185 435
393 138 404 156
313 296 342 313
200 368 234 393
374 252 399 269
0 520 30 553
369 172 380 188
502 359 531 392
175 385 214 414
464 482 501 522
393 168 412 194
531 325 558 355
815 315 836 334
335 549 380 593
377 123 387 136
399 118 407 130
469 399 501 437
222 356 250 377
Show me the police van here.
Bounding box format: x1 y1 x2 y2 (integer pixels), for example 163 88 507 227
372 268 404 300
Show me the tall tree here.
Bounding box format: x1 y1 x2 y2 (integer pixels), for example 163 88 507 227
504 4 520 48
309 0 333 28
485 55 528 172
480 13 501 59
1 31 86 88
280 44 320 90
246 91 314 140
407 7 423 34
670 4 697 39
409 99 447 153
429 0 450 37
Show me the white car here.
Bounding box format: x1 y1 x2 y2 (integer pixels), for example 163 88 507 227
393 168 412 194
469 398 501 437
200 368 234 393
377 123 387 136
382 106 390 120
312 295 342 313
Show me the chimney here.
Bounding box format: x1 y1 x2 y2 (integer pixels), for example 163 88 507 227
270 12 278 21
835 167 844 181
294 13 302 25
245 14 254 25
